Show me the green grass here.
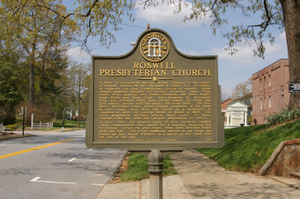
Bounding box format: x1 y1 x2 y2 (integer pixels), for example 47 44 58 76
120 153 178 181
196 120 300 173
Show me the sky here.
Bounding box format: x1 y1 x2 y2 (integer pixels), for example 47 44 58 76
63 0 288 95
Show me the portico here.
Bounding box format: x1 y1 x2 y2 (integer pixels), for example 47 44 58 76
225 101 248 127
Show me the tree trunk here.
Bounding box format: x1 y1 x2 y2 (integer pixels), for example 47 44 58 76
280 0 300 109
29 61 35 103
29 44 36 104
40 58 45 98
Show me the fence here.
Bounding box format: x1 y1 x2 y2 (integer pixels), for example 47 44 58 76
31 121 53 130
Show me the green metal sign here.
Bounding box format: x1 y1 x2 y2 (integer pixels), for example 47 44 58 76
86 29 225 151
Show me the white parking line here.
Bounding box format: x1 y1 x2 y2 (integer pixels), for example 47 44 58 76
68 158 76 162
91 184 104 186
93 174 105 176
30 177 76 185
30 177 41 182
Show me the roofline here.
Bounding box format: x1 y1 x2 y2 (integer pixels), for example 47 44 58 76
221 98 233 103
251 58 288 76
227 100 248 107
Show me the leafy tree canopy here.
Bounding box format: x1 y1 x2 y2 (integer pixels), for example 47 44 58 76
37 0 135 51
0 61 23 108
143 0 284 58
142 0 300 109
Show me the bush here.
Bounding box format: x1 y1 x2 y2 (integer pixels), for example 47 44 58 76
0 104 17 125
247 115 252 124
6 123 20 131
73 116 84 121
2 116 17 125
266 108 300 126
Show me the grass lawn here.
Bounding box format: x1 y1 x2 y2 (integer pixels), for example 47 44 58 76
196 120 300 173
120 153 178 181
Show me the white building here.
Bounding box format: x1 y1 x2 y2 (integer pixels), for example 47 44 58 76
225 101 248 127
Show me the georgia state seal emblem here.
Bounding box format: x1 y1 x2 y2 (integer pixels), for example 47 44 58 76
140 32 170 62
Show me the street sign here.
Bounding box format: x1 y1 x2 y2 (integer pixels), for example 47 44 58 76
21 107 27 116
86 29 225 151
289 83 300 93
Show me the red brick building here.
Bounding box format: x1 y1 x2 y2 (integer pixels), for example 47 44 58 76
252 59 290 125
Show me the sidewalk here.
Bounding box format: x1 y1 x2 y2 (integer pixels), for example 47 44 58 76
97 149 300 199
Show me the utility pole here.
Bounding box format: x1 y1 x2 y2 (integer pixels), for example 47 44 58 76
62 107 65 132
78 71 81 128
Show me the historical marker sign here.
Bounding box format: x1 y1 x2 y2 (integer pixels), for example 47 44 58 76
86 29 225 151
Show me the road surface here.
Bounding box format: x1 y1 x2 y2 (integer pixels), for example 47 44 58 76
0 130 126 199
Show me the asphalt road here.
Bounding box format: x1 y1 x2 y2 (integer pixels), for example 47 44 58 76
0 130 127 199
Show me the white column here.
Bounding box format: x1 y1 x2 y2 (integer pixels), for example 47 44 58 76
226 112 229 126
244 111 248 126
230 112 233 126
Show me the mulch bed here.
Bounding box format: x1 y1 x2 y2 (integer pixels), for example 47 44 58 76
0 132 17 137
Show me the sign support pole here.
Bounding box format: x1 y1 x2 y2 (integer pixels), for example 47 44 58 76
148 149 164 199
22 107 25 136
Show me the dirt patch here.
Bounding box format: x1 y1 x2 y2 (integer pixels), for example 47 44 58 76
0 132 17 137
110 153 130 184
0 131 34 140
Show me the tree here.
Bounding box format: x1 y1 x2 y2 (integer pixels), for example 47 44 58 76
143 0 300 109
231 78 252 100
0 61 23 124
49 61 91 121
66 62 91 117
37 0 135 51
0 0 76 104
221 88 232 102
1 0 134 106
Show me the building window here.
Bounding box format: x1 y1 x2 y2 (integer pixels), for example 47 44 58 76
269 95 271 108
260 98 262 109
264 97 266 108
264 76 266 88
260 78 262 90
269 74 271 87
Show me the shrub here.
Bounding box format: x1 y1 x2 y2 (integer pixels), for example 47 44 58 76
6 123 20 131
266 108 300 126
0 104 17 125
73 116 84 121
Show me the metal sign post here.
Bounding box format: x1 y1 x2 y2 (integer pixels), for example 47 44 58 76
62 108 65 132
21 107 27 136
148 149 164 199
